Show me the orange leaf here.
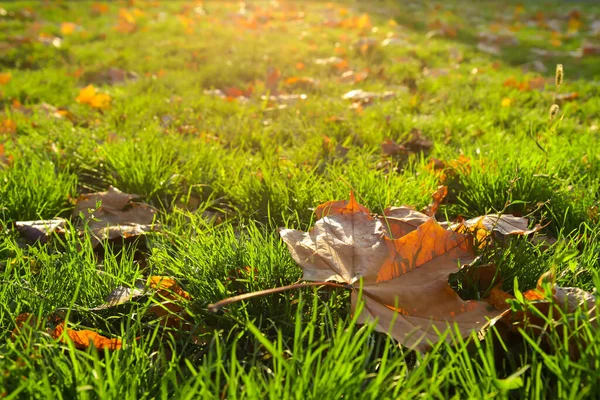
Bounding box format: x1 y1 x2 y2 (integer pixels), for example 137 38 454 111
1 119 17 134
53 323 122 350
428 185 448 216
91 3 109 15
0 72 11 85
149 276 191 300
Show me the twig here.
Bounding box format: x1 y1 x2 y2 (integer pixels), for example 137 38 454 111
208 281 349 312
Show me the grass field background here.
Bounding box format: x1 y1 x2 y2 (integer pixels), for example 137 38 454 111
1 0 600 398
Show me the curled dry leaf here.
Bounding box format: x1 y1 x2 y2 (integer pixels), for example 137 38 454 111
421 185 448 217
343 89 395 104
14 218 66 244
93 276 192 329
94 276 190 310
280 196 501 351
73 186 158 247
488 271 596 359
453 214 542 242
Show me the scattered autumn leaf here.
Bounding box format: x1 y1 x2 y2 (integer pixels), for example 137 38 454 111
0 72 11 85
488 271 596 359
1 119 17 134
12 313 122 350
343 89 395 106
60 22 78 35
452 214 542 247
76 85 112 109
555 92 578 102
91 2 109 15
382 129 434 159
284 76 317 89
53 322 122 350
457 214 542 237
265 67 281 93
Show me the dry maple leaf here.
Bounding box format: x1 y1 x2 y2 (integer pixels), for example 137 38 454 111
280 196 501 351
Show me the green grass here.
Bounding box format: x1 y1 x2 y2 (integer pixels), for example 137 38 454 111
1 0 600 398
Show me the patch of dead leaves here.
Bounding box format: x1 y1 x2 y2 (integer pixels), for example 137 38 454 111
275 194 573 352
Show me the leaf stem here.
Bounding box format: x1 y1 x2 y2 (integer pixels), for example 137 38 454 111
208 281 349 312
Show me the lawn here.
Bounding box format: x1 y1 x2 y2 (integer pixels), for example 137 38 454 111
1 0 600 398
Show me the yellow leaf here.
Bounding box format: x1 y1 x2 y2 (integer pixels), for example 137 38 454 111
60 22 77 35
568 17 581 33
356 14 371 30
90 93 112 109
119 8 136 24
76 85 111 109
76 85 97 104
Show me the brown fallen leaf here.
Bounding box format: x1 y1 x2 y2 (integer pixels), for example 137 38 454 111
280 196 501 351
488 271 596 359
581 43 600 57
73 186 158 247
85 67 139 86
265 67 281 94
382 129 434 159
339 69 369 84
14 218 66 244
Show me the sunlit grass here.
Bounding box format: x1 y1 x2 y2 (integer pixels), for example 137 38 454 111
1 0 599 397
